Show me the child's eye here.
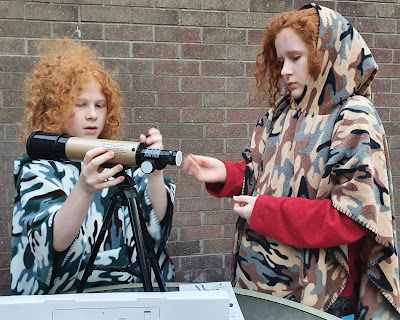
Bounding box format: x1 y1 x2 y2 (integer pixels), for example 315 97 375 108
292 56 301 61
96 104 105 108
76 103 85 107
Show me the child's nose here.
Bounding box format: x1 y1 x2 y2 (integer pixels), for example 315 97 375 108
281 61 292 77
86 105 98 119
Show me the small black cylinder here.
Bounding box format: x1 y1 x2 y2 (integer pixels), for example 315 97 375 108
26 131 69 162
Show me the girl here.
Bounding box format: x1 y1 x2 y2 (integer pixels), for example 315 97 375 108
183 4 400 319
11 39 175 294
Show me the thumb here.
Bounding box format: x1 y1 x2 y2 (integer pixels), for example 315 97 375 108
233 195 248 204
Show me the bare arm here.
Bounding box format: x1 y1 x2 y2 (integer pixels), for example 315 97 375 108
140 128 168 222
53 146 125 252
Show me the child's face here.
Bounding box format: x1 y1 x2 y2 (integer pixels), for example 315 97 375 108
275 28 310 99
65 79 107 139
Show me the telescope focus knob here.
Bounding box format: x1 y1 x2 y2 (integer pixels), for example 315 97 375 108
140 160 156 174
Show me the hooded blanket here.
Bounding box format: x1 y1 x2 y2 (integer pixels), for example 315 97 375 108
11 155 176 294
234 4 400 319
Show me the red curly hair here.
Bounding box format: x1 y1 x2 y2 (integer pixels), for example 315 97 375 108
255 8 321 108
23 39 122 142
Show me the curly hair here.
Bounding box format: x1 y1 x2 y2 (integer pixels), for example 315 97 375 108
255 8 321 108
23 39 122 142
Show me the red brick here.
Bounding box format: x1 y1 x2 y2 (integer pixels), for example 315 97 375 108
0 2 24 19
82 41 131 58
181 109 225 123
133 76 179 92
103 0 152 5
226 138 250 153
181 139 225 154
81 5 130 23
250 0 292 13
0 253 10 269
337 2 377 17
132 8 179 25
155 0 200 9
175 183 203 198
248 29 265 45
53 22 103 40
204 238 234 254
167 240 201 256
227 44 259 61
390 108 400 121
371 49 393 63
181 226 223 241
158 93 201 108
133 43 179 59
371 78 391 93
376 35 400 49
103 58 152 75
203 0 249 11
181 11 225 27
155 26 201 43
204 93 249 108
202 211 237 226
374 65 400 78
0 108 26 124
223 224 236 238
374 93 400 107
182 78 225 92
202 61 245 77
376 107 390 122
358 18 396 33
206 123 247 138
227 12 274 29
179 197 222 212
134 108 180 123
227 108 265 123
390 136 400 149
171 212 201 227
122 92 155 108
105 25 152 41
181 44 226 60
393 80 400 93
180 254 223 271
174 268 231 283
360 34 373 48
159 123 203 138
203 28 246 44
154 60 199 76
377 4 400 18
27 3 78 21
0 237 10 253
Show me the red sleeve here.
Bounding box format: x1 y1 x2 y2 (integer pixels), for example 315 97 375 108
205 161 246 198
249 195 370 248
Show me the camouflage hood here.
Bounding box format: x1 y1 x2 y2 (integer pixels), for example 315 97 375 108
233 4 400 319
294 3 377 115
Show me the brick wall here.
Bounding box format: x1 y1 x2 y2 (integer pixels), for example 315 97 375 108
0 0 399 295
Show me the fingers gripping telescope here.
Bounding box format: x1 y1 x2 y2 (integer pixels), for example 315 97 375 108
26 131 182 174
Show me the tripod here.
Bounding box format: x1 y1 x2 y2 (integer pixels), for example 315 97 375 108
77 170 168 293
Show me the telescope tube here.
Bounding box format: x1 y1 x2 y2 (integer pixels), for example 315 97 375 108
26 131 182 173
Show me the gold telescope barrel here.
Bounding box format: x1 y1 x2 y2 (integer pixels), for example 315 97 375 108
65 137 140 167
26 131 182 173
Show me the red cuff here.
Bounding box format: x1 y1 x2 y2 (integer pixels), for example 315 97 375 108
206 161 246 198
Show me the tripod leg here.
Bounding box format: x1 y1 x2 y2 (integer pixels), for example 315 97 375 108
138 208 168 292
124 189 153 292
76 197 120 293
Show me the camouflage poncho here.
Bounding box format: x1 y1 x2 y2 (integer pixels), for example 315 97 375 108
11 154 175 294
234 4 400 319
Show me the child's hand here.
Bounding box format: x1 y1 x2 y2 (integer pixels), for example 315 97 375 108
183 154 227 183
78 146 125 195
233 195 258 224
140 128 164 150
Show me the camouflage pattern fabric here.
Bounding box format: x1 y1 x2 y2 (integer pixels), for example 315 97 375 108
11 154 175 294
233 4 400 319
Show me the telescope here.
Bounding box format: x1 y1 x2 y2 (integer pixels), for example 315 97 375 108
26 131 182 174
